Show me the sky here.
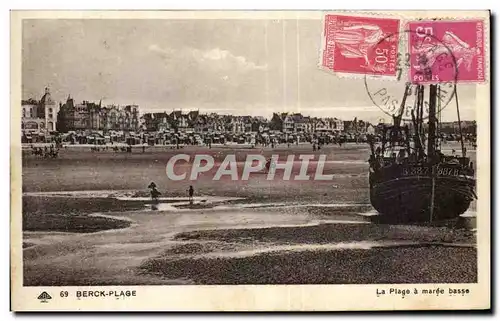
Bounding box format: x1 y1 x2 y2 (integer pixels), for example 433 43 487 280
22 18 476 122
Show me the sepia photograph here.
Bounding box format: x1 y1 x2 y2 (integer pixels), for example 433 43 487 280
10 10 491 311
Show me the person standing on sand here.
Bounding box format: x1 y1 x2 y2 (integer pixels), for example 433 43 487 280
265 158 271 173
188 185 194 204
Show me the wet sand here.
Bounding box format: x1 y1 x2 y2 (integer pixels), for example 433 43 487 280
174 222 475 245
141 245 476 284
21 143 477 285
21 144 371 204
22 200 477 285
137 222 476 284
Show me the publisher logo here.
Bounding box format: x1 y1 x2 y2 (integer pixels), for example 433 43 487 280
37 291 52 303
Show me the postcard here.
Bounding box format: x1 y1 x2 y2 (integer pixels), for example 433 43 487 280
11 10 490 311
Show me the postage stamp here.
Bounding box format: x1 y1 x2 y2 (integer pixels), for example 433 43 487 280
321 14 400 76
407 20 486 83
10 10 490 312
364 29 458 121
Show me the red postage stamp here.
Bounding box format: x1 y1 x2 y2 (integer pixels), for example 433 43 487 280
321 14 400 76
407 20 486 84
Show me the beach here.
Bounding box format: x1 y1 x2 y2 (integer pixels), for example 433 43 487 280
21 143 477 285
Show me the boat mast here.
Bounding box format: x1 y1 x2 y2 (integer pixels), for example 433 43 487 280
427 84 438 159
437 86 442 150
454 89 466 157
394 83 411 128
418 86 425 151
411 85 426 159
427 84 438 223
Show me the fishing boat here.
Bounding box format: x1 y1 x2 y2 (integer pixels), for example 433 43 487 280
367 84 476 223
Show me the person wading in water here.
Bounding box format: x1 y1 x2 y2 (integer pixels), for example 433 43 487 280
148 182 161 202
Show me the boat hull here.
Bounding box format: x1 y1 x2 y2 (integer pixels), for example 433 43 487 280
369 166 475 223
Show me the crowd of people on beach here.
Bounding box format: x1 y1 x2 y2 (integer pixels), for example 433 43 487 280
30 144 60 158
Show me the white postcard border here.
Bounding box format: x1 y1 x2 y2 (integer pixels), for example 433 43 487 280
10 10 491 311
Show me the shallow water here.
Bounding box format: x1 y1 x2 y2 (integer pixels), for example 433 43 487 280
22 187 477 286
21 143 478 285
